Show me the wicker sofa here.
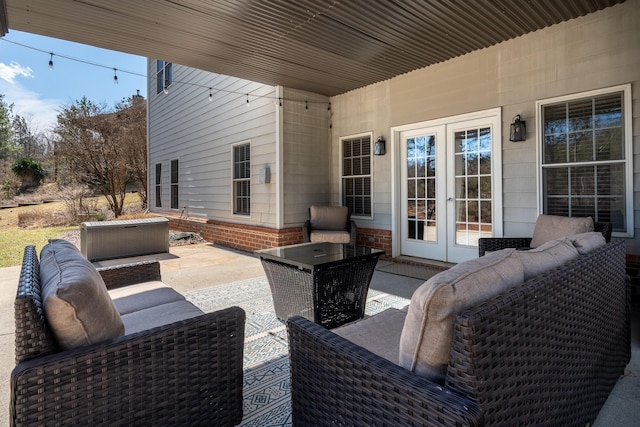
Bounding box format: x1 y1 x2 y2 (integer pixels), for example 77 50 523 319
478 218 612 256
11 240 245 427
287 233 629 426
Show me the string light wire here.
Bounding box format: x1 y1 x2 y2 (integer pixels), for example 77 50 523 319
1 37 332 110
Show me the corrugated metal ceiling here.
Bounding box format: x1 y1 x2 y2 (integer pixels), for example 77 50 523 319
2 0 626 96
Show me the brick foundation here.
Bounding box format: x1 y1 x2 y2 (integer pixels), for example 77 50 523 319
165 216 393 256
355 227 392 257
166 217 303 252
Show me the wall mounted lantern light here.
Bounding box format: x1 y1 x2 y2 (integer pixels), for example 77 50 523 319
509 115 527 142
374 136 386 155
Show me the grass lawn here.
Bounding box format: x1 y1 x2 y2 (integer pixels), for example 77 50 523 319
0 193 145 268
0 227 77 268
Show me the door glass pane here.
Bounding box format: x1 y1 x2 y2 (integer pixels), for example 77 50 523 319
407 135 436 242
454 127 492 246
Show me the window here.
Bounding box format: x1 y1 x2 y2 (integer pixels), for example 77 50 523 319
155 163 162 208
342 134 372 217
170 159 179 209
539 85 632 234
233 143 250 215
156 60 173 94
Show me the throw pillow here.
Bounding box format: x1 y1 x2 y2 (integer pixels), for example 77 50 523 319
399 248 524 383
530 215 593 248
515 238 580 281
567 231 607 255
40 239 124 350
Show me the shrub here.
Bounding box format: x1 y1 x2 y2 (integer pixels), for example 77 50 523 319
11 158 47 189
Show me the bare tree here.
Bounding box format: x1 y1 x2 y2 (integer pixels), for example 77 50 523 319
54 96 146 217
115 94 147 207
12 114 46 160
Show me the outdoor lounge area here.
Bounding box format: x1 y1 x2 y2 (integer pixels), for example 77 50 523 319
1 239 639 426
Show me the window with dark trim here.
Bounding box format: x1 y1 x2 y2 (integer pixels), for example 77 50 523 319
156 60 173 94
540 87 630 233
233 143 250 215
170 159 179 209
155 163 162 208
341 134 372 217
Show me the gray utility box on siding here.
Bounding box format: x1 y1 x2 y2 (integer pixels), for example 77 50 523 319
81 217 170 261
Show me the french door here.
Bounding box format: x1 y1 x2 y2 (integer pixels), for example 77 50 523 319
397 110 501 263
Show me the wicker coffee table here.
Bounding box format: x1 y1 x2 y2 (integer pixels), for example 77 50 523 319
256 242 383 329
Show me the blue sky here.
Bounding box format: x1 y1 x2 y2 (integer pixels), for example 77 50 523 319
0 30 147 133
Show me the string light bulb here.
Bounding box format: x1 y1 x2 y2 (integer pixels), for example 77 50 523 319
163 85 169 95
113 68 118 85
305 100 308 110
246 94 250 106
208 88 213 102
48 53 54 70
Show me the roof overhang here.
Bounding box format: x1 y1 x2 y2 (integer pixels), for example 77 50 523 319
0 0 626 96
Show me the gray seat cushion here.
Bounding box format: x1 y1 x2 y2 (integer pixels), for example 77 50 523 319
310 230 351 244
333 308 407 364
120 300 204 335
109 281 185 315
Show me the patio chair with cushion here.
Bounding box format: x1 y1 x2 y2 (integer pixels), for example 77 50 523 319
302 205 357 245
478 214 612 256
11 242 245 426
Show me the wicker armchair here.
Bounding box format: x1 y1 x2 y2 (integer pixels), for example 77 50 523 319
478 220 612 256
287 240 629 426
302 205 357 245
11 245 245 427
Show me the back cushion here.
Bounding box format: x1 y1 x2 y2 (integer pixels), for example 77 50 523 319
530 215 593 248
567 231 607 255
40 239 124 350
515 238 580 281
310 205 348 231
399 249 524 383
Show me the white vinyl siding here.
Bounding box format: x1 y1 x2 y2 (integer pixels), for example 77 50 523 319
147 60 278 226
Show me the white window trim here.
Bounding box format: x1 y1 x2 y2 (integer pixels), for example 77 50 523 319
231 140 252 218
340 131 374 220
535 84 633 238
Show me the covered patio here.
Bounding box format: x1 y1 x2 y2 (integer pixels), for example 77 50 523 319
1 0 639 425
0 243 638 425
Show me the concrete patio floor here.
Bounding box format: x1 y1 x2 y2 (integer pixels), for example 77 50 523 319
0 242 638 426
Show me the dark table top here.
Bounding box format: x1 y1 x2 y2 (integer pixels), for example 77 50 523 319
256 242 383 271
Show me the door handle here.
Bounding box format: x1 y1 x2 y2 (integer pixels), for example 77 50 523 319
447 197 454 201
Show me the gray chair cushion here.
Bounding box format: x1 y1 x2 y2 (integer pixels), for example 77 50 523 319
515 238 580 281
40 239 124 350
399 248 524 383
333 308 407 364
309 230 351 244
120 300 204 335
530 215 593 248
567 231 606 255
108 281 185 315
310 205 349 231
